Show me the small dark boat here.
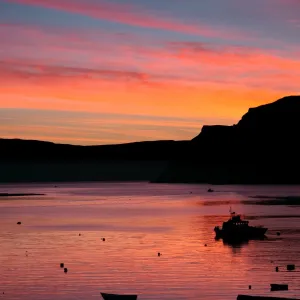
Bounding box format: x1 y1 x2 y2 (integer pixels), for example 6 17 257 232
237 295 299 300
101 293 137 300
287 264 295 271
214 211 267 241
208 188 214 192
270 284 288 291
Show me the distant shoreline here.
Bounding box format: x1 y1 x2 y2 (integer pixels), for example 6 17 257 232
0 193 45 197
1 179 300 186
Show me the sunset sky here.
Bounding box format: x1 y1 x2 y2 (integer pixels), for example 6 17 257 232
1 0 299 145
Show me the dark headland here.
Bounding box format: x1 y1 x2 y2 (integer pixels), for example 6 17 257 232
1 95 300 184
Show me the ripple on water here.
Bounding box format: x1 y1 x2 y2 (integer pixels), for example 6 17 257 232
1 182 300 300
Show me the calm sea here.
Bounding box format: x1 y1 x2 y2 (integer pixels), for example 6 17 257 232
0 182 300 300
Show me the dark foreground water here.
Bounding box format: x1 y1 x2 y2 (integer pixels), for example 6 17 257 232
0 182 300 300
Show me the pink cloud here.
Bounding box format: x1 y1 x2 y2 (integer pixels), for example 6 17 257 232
167 41 300 70
1 24 300 93
7 0 244 39
0 23 164 71
0 59 154 85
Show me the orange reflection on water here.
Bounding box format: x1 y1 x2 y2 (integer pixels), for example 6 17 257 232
1 182 300 300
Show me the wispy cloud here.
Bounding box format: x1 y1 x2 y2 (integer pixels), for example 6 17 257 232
1 26 300 94
167 41 300 71
0 60 152 83
6 0 246 39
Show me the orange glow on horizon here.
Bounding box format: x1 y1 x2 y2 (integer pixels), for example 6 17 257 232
1 8 299 144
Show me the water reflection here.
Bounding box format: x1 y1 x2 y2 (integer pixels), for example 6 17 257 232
1 182 300 300
214 237 270 254
216 237 250 248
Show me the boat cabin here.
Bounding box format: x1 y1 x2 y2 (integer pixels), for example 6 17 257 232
222 214 249 229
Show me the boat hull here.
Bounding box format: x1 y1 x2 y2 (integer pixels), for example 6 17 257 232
101 293 137 300
270 284 288 291
237 295 299 300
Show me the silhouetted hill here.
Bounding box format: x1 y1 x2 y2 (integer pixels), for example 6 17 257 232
0 139 188 162
2 95 300 184
155 95 300 184
0 139 188 182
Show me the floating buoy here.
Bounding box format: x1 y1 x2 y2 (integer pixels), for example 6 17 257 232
287 264 295 271
275 266 279 272
276 232 281 236
60 263 64 268
204 244 207 247
249 285 251 290
17 222 21 225
158 252 161 257
102 238 105 241
79 233 81 236
64 268 68 273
